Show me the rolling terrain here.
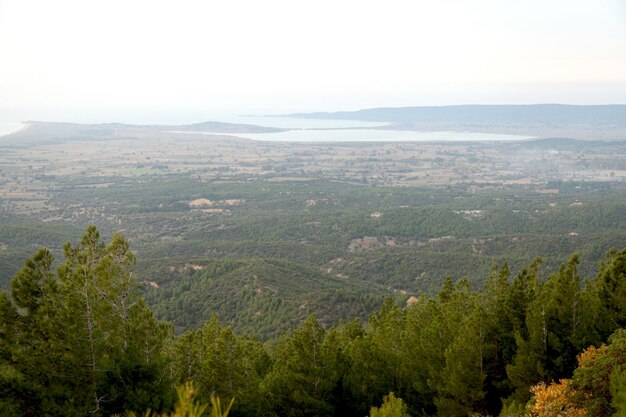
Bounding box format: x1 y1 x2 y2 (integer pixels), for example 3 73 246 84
1 109 626 337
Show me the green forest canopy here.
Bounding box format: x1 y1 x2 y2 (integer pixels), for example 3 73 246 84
1 226 626 417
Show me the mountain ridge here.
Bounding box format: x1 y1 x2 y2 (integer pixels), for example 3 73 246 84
287 104 626 124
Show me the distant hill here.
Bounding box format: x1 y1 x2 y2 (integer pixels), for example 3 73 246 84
289 104 626 124
0 120 284 145
140 120 286 133
287 104 626 139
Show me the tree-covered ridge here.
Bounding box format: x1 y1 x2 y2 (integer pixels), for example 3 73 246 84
144 257 385 338
2 226 626 416
3 178 626 339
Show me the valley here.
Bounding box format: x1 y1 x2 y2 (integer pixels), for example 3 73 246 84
1 117 625 337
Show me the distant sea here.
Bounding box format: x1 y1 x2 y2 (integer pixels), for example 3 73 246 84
0 114 534 142
191 116 534 142
230 127 534 142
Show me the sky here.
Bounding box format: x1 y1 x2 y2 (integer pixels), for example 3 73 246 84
1 0 626 120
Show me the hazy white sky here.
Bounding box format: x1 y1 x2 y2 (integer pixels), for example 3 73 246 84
1 0 626 116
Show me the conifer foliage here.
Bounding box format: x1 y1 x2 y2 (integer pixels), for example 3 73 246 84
2 226 626 417
0 226 172 416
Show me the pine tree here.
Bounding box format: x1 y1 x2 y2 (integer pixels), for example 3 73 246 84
596 248 626 338
433 279 486 417
508 254 584 403
264 315 334 417
0 226 173 416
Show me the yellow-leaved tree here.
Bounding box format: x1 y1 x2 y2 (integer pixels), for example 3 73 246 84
525 379 585 417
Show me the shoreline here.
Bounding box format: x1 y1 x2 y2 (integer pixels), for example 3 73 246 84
0 122 27 138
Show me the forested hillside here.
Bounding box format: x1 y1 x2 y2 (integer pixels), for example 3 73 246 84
3 0 625 412
2 226 626 416
3 176 626 337
2 119 626 415
144 257 385 338
3 123 626 336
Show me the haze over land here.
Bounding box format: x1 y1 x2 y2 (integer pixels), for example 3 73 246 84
2 101 626 416
2 103 626 338
2 1 626 416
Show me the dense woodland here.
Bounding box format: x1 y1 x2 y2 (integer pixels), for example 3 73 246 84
3 122 626 342
2 225 626 416
3 177 626 339
2 122 626 415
